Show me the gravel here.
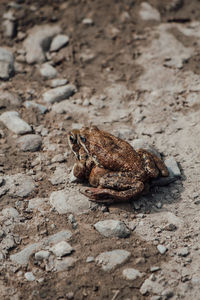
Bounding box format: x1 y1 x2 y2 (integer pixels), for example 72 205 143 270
122 268 143 280
50 34 69 52
40 63 57 79
157 244 167 254
24 272 36 281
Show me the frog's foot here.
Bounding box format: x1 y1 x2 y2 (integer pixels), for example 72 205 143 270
73 162 88 180
80 181 144 203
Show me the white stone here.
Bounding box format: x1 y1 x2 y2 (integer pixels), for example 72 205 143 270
1 207 19 218
157 244 167 254
40 63 57 79
96 249 131 271
23 24 61 64
49 189 91 214
177 247 189 257
86 256 94 263
49 166 68 185
25 272 35 281
0 91 21 106
49 78 68 88
3 20 16 38
0 47 15 79
5 173 35 198
139 2 161 21
35 250 50 261
94 220 130 238
50 241 73 257
43 84 76 104
82 18 94 25
17 134 42 152
122 268 143 280
50 34 69 52
0 111 32 135
140 277 163 295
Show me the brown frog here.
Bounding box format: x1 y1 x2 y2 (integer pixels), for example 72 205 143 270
68 126 169 203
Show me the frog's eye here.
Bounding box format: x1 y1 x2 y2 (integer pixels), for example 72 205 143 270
80 136 86 143
70 135 76 144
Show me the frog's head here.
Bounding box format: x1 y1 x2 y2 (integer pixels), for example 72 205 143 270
67 129 80 158
77 126 99 155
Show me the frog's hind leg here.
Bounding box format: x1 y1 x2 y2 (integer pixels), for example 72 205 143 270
137 149 169 178
81 181 144 203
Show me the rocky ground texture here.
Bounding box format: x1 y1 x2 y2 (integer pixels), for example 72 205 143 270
0 0 200 299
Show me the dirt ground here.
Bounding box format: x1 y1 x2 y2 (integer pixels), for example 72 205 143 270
1 0 200 299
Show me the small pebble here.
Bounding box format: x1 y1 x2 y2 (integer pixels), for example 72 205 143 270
86 256 94 263
25 272 35 281
157 244 167 254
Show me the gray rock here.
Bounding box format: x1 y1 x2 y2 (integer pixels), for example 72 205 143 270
49 166 67 185
150 266 160 272
49 78 68 88
10 230 72 265
6 173 35 198
122 268 143 280
50 241 73 257
10 242 41 265
96 249 131 271
2 235 16 250
140 276 163 295
164 157 181 177
157 244 167 254
0 111 32 135
50 34 69 52
0 91 21 107
94 220 130 238
17 134 42 152
54 257 76 272
1 207 19 218
40 63 57 79
24 272 35 281
43 84 76 104
177 247 189 257
23 24 61 64
35 250 50 261
24 101 48 114
49 189 91 214
139 2 161 21
3 20 16 38
0 47 15 79
82 18 94 25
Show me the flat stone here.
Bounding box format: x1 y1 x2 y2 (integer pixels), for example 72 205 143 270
10 230 72 265
86 256 94 263
122 268 143 280
35 250 50 261
177 247 189 257
24 272 35 281
157 244 167 254
23 24 61 64
17 134 42 152
40 63 57 79
164 157 181 177
94 220 130 238
54 257 76 272
49 189 91 214
1 207 19 218
139 2 161 21
0 47 15 79
50 34 69 52
43 84 76 104
28 197 48 213
0 111 32 135
96 249 131 271
49 78 68 88
24 101 48 114
50 241 73 257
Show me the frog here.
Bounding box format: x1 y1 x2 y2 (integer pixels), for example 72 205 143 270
67 126 169 203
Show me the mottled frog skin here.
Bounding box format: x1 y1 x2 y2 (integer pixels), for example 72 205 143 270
68 126 169 203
